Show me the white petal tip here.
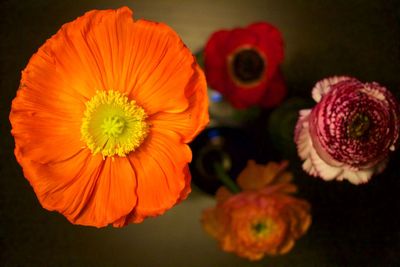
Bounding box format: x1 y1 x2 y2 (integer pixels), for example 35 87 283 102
311 76 352 102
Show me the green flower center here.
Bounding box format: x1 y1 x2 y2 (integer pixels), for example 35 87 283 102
252 222 267 234
81 90 149 158
251 219 275 237
230 48 266 85
348 113 370 139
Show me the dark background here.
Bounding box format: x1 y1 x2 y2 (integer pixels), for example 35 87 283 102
1 0 400 266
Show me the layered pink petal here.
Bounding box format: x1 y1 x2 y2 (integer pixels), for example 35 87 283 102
295 76 400 184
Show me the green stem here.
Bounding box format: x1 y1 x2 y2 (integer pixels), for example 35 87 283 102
213 163 241 194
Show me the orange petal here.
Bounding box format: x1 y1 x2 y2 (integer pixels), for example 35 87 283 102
10 90 83 164
20 10 113 102
32 7 204 115
76 157 138 227
177 164 192 202
10 9 141 164
201 208 221 239
17 149 137 227
120 19 199 115
237 160 266 190
276 238 295 255
237 160 293 190
215 186 233 204
125 129 192 222
286 199 312 237
32 7 138 98
11 6 208 228
11 49 87 163
149 63 209 143
276 172 294 184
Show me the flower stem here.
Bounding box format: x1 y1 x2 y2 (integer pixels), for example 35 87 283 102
213 163 241 193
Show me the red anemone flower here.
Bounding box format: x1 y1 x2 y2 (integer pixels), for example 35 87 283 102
204 22 286 109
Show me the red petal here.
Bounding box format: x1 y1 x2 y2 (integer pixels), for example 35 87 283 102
259 69 287 108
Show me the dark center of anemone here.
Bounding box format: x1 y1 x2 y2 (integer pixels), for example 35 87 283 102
232 49 265 83
348 113 370 139
252 222 267 234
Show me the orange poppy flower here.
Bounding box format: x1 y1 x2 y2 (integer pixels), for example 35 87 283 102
202 161 311 261
10 7 209 227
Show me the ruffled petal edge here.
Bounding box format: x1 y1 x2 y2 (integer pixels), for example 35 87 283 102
295 108 385 184
311 76 352 102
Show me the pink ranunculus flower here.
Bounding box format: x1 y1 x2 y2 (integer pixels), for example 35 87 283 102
295 76 400 184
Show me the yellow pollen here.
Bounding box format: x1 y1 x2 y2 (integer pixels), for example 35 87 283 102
81 90 149 158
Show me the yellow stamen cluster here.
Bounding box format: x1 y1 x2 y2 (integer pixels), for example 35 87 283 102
81 90 149 158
